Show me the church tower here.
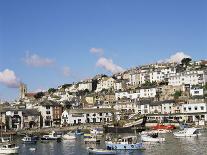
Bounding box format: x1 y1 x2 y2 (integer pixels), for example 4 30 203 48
19 82 27 99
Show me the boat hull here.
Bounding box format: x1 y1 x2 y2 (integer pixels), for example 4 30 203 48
106 142 144 150
0 147 19 154
88 148 116 155
141 135 165 142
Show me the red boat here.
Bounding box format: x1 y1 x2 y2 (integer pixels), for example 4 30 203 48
152 124 176 130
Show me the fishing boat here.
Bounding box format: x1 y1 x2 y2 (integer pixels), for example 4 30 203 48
105 136 144 150
41 131 62 141
62 132 76 140
173 128 201 137
22 135 38 144
84 134 101 144
0 143 19 154
141 133 165 142
87 147 116 154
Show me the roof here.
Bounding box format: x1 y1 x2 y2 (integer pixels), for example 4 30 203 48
40 100 61 107
22 109 40 116
66 108 115 114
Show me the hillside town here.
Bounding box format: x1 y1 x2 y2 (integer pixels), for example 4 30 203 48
1 58 207 131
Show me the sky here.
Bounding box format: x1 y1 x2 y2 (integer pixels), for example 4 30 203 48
0 0 207 101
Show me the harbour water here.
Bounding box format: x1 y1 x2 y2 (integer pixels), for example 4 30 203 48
17 130 207 155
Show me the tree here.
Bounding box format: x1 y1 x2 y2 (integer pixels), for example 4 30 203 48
181 58 192 67
173 90 182 99
34 92 44 99
48 88 56 94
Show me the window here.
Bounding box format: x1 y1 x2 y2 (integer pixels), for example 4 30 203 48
46 111 50 114
201 106 204 110
100 113 102 116
188 107 191 111
46 106 50 109
194 107 198 110
184 107 186 111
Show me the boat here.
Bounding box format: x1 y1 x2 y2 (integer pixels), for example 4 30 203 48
141 133 165 142
142 129 171 134
62 132 76 140
29 147 36 151
105 136 144 150
22 135 38 144
40 131 62 141
84 134 101 144
152 124 175 130
0 143 19 154
173 128 201 137
87 147 116 154
90 128 104 135
75 129 84 136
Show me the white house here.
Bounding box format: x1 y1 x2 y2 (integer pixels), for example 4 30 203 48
61 108 114 125
114 79 126 91
78 81 92 91
190 86 204 96
161 100 175 114
139 87 156 98
96 77 116 92
181 103 207 114
168 70 207 86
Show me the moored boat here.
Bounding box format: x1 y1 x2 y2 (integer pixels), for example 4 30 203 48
22 135 38 144
141 133 165 142
105 136 144 150
0 143 19 154
41 131 62 141
87 147 116 154
173 128 201 137
62 132 76 140
152 124 175 130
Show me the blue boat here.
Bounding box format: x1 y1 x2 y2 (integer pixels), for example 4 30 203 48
75 129 84 136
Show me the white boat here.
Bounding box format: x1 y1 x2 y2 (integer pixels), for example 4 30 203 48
90 128 104 135
141 133 165 142
62 132 76 140
173 128 201 137
105 136 144 150
29 147 36 151
41 131 62 141
0 143 19 154
22 135 38 143
142 129 171 134
87 147 116 154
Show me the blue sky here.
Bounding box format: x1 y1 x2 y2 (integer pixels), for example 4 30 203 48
0 0 207 100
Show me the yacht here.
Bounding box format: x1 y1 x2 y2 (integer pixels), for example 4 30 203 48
173 128 201 137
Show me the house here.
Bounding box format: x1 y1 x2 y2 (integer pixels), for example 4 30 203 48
61 108 114 125
114 79 126 91
38 100 63 128
22 109 41 129
190 86 204 97
168 70 207 86
149 102 162 114
96 77 116 92
161 100 175 114
78 81 93 91
139 87 156 98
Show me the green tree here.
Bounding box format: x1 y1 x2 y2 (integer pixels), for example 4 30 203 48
181 58 192 67
48 88 56 94
173 90 182 99
34 92 44 99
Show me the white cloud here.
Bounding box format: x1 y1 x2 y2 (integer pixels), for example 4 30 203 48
34 88 46 93
90 48 104 56
62 66 71 77
158 52 191 63
96 57 124 74
0 69 19 88
24 53 55 67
